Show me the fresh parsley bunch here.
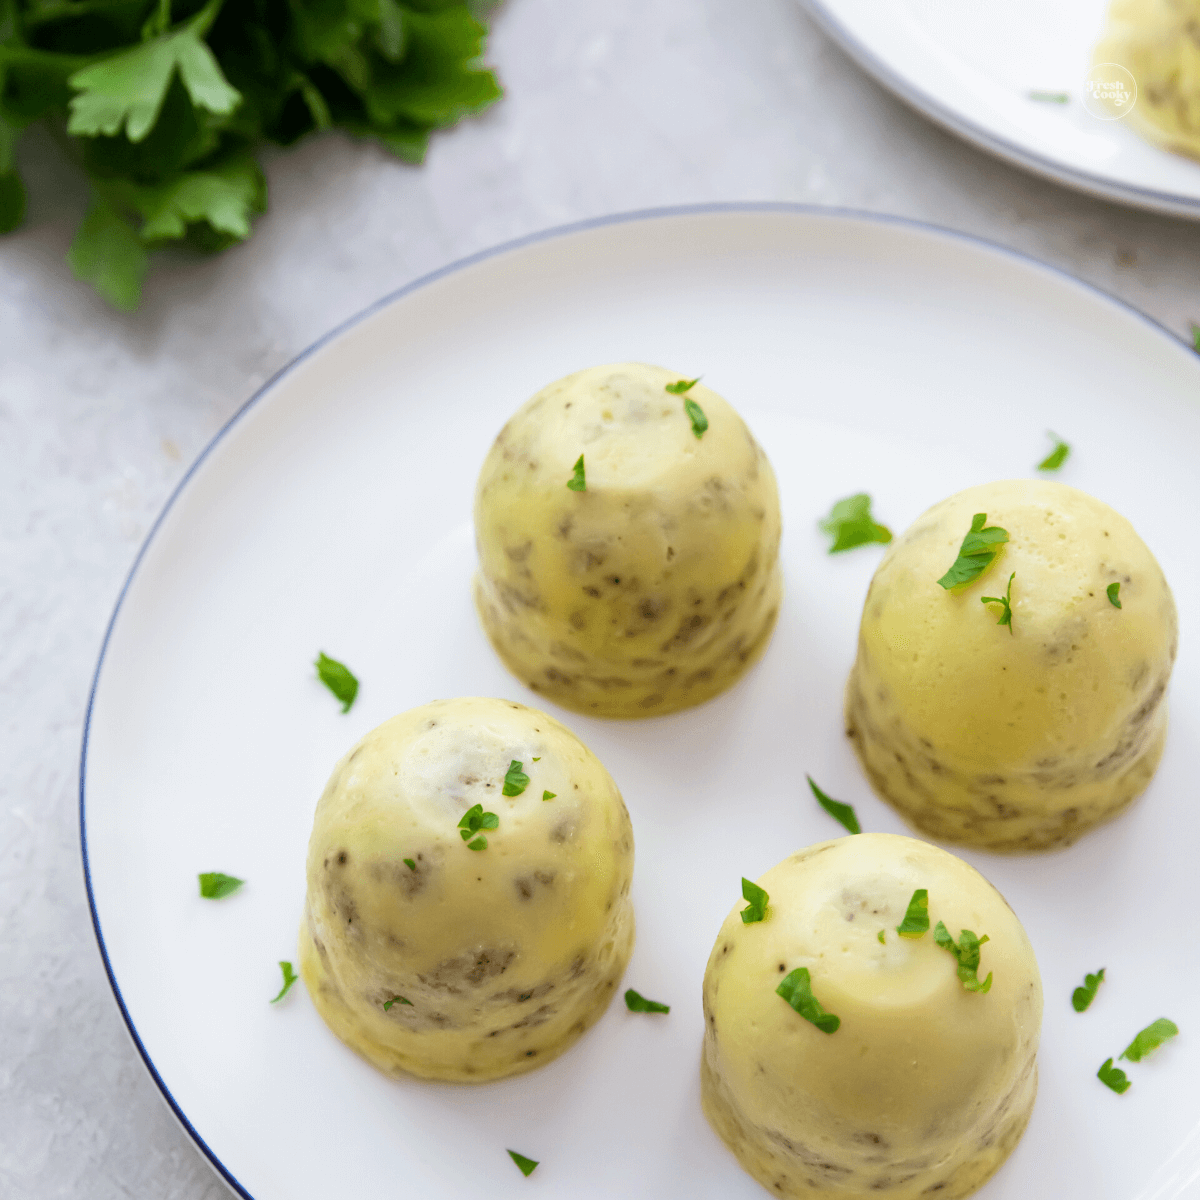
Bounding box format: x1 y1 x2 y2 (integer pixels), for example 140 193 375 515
0 0 501 308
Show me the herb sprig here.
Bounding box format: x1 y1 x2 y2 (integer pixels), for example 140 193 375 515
624 988 670 1014
937 513 1009 590
566 455 586 492
776 967 840 1033
315 652 358 712
896 889 930 939
270 961 298 1003
934 922 993 993
665 377 699 394
981 572 1016 633
1120 1018 1179 1063
1098 1058 1131 1094
198 871 243 899
1072 968 1105 1013
458 803 498 850
0 0 501 308
807 775 861 835
502 760 530 796
740 877 769 925
818 494 892 554
1107 582 1122 609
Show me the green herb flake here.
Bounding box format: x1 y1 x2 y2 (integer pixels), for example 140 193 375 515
1028 90 1070 104
877 929 886 944
937 513 1009 590
383 996 413 1010
683 398 708 438
740 877 769 925
542 790 556 801
1037 432 1071 472
933 921 993 993
198 871 244 899
1107 582 1122 609
503 760 530 796
807 775 861 835
566 455 587 491
665 377 700 394
1072 968 1105 1013
896 889 930 939
270 961 298 1003
532 757 541 761
1120 1018 1179 1063
458 803 499 851
1098 1057 1132 1094
403 858 416 871
776 967 840 1033
981 572 1016 634
624 988 670 1014
1192 323 1200 353
507 1150 539 1177
315 652 358 712
818 493 893 554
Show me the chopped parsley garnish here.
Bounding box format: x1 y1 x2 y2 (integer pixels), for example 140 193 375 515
937 513 1009 590
807 775 861 835
740 877 769 925
1192 323 1200 353
542 790 556 801
507 1150 539 1177
777 967 840 1033
1037 432 1071 471
1072 968 1105 1013
502 760 530 796
403 858 416 871
1120 1018 1179 1063
383 996 413 1010
624 988 670 1013
877 929 886 944
665 377 700 394
1098 1058 1131 1094
981 572 1016 634
566 455 586 491
198 872 244 899
458 803 499 851
934 921 993 993
314 652 358 712
532 757 541 761
270 961 298 1003
818 493 893 554
683 398 708 438
896 889 930 938
1107 582 1122 608
1029 91 1070 103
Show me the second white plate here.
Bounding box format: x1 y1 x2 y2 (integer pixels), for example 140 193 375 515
83 206 1200 1199
802 0 1200 219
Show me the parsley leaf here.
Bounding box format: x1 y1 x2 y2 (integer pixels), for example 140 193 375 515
270 961 298 1003
198 871 244 899
807 775 861 835
403 858 416 870
896 889 929 938
1107 582 1122 608
1072 968 1105 1013
624 988 670 1013
776 967 840 1033
66 196 150 311
458 803 499 850
877 929 886 944
67 1 240 143
1098 1058 1131 1094
937 513 1009 590
1120 1018 1179 1063
1029 90 1070 103
566 454 586 491
740 877 768 925
683 398 708 438
818 493 893 554
980 572 1016 634
665 377 699 394
502 760 529 796
383 995 413 1010
1037 432 1071 472
934 921 992 993
542 790 556 801
315 651 358 712
1192 323 1200 353
507 1150 539 1177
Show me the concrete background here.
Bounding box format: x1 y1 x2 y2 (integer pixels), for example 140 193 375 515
2 1 1198 1196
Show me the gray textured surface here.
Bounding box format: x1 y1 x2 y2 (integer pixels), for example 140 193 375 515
2 1 1199 1197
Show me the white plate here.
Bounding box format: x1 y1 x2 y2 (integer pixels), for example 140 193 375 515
82 206 1200 1200
801 0 1200 220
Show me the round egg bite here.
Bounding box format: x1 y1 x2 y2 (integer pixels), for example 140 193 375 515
701 833 1042 1200
845 479 1177 851
473 363 782 718
298 697 634 1081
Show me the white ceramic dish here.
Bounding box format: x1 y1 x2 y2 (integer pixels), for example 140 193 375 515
801 0 1200 220
82 206 1200 1200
